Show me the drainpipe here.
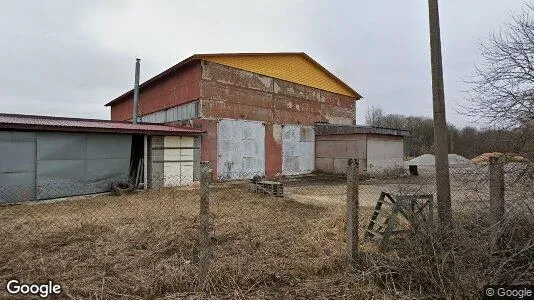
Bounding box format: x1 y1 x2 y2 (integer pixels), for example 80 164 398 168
132 58 140 124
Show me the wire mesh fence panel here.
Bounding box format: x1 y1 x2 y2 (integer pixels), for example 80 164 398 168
0 173 205 299
1 160 533 298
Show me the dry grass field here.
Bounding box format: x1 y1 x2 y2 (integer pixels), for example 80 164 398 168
1 171 532 299
0 184 381 299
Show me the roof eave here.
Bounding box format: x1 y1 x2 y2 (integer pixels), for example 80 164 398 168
299 53 363 99
0 124 205 136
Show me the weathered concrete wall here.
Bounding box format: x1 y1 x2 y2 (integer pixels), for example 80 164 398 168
200 61 356 125
315 134 367 174
366 134 404 171
111 61 202 121
147 136 164 188
315 133 404 174
199 61 356 178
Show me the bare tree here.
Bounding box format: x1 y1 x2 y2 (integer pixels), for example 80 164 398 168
464 4 534 129
365 106 384 126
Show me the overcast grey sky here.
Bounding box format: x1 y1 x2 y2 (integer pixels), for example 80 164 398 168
0 1 528 127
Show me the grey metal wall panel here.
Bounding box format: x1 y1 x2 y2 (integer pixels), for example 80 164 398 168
37 160 86 181
36 132 131 200
0 131 36 142
86 134 131 159
0 141 35 172
142 101 200 124
0 131 36 203
86 159 130 181
142 110 167 123
0 172 34 202
0 131 132 202
37 133 85 160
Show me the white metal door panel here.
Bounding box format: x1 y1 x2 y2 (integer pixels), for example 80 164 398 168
163 136 194 186
282 125 315 175
180 136 194 184
299 141 315 173
218 119 265 180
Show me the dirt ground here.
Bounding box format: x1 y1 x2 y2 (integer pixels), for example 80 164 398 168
284 164 531 212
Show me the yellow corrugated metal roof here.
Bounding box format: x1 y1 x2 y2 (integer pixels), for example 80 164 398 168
106 52 361 106
197 53 361 98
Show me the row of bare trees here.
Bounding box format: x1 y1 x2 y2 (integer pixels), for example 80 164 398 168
366 107 527 159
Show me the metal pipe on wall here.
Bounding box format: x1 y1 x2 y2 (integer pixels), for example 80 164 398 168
132 58 140 124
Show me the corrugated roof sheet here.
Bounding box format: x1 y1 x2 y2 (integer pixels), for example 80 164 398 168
199 53 359 97
315 123 409 137
0 113 203 135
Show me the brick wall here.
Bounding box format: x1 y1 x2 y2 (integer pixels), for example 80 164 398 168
200 61 356 125
199 61 357 178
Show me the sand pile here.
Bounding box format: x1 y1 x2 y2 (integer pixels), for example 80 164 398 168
448 154 470 164
405 154 435 166
406 154 470 166
471 152 528 164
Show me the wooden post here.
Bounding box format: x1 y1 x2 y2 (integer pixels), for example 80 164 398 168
428 0 453 234
346 159 359 266
199 161 211 284
489 156 504 249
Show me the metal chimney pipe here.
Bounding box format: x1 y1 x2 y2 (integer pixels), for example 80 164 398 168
132 58 140 124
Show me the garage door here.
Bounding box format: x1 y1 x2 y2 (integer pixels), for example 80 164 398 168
282 125 314 175
0 132 36 202
218 119 265 180
366 138 404 171
163 136 194 186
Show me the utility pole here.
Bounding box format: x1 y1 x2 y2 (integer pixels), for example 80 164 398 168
450 131 454 154
428 0 452 233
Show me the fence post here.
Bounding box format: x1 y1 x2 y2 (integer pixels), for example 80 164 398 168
346 159 359 266
489 156 504 249
199 161 211 284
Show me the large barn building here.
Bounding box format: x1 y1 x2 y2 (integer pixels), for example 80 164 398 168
106 52 399 179
0 52 408 203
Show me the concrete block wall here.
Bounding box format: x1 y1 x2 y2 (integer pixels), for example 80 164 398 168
315 134 367 174
147 136 164 188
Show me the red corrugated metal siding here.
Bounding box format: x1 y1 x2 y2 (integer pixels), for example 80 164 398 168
111 61 201 121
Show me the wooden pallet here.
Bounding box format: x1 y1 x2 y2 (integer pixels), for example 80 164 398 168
254 180 284 197
364 192 433 250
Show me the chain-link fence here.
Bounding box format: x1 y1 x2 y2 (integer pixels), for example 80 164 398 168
0 159 533 298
